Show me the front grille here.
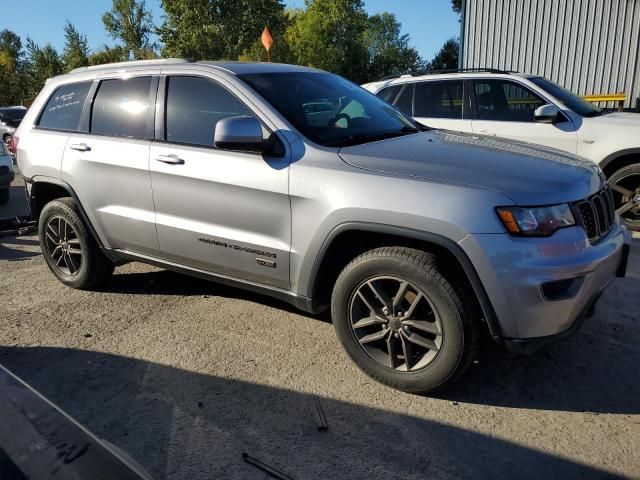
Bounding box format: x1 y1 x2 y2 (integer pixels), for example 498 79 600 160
573 187 616 244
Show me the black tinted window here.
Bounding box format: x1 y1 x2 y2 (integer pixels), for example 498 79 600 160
394 84 413 115
414 81 463 119
166 76 252 147
91 77 151 137
39 82 92 131
376 85 401 103
474 80 544 122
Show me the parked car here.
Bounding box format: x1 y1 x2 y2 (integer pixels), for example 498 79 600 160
0 140 14 204
15 60 630 393
0 106 27 155
363 70 640 231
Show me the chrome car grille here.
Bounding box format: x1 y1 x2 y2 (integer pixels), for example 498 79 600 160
572 187 616 244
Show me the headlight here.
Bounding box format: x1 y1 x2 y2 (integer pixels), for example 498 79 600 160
496 204 575 236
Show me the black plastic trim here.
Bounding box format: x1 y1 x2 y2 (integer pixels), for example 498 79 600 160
617 243 630 278
599 148 640 173
307 222 502 338
28 177 113 258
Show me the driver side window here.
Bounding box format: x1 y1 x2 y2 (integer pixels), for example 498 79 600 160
474 79 544 122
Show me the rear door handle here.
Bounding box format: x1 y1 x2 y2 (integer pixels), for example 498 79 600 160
69 143 91 152
155 154 185 165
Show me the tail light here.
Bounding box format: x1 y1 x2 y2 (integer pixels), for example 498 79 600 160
9 135 18 157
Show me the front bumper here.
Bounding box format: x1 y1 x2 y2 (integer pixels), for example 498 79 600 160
460 221 630 349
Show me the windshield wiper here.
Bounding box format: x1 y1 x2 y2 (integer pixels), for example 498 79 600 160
326 126 421 147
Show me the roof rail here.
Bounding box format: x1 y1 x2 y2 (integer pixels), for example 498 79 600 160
70 58 193 73
379 67 517 81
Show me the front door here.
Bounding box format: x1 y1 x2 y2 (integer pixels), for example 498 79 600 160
149 74 291 289
470 78 578 154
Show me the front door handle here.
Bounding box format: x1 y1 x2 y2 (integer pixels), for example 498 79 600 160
155 154 185 165
69 143 91 152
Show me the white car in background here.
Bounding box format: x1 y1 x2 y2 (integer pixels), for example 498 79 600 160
363 70 640 231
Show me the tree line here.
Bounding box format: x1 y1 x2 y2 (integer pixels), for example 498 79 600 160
0 0 459 106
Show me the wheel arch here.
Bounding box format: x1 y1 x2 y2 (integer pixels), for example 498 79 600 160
599 149 640 178
28 177 107 252
307 222 502 338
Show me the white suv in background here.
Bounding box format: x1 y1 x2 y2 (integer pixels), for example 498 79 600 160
363 70 640 231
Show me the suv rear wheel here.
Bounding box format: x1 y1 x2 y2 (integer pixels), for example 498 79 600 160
38 198 114 289
609 163 640 231
331 247 478 393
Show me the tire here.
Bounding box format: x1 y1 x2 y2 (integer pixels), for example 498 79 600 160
0 188 8 205
331 247 479 394
38 197 114 289
608 163 640 232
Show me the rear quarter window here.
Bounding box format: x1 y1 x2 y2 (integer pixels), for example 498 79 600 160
38 82 92 131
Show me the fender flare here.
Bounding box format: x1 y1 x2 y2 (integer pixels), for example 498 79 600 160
28 176 109 254
307 222 502 338
599 148 640 174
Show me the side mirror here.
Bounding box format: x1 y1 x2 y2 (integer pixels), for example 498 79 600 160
214 116 269 153
534 104 561 123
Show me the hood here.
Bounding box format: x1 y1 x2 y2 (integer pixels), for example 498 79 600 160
338 130 602 205
582 111 640 128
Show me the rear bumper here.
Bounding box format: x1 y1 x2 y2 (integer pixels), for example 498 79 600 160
460 221 630 345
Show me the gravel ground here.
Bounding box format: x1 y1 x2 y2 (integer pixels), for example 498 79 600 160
1 172 639 479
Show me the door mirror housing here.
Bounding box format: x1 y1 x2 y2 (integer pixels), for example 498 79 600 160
214 116 270 153
534 104 561 123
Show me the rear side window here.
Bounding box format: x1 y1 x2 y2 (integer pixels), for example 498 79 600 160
376 85 402 104
165 76 253 147
38 82 92 131
474 79 544 122
91 77 152 138
414 80 463 119
394 84 414 115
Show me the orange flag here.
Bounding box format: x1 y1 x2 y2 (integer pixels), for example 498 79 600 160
261 26 273 62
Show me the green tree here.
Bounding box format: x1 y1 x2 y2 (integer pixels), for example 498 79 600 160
0 30 26 104
451 0 462 15
159 0 287 61
102 0 156 60
363 12 423 82
62 21 90 71
24 39 63 97
88 46 128 66
427 37 459 70
287 0 369 82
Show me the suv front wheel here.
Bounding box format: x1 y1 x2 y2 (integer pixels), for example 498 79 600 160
331 247 478 393
38 198 114 289
609 163 640 231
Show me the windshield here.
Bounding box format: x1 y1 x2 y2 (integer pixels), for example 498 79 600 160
0 109 26 122
529 77 602 117
239 72 421 147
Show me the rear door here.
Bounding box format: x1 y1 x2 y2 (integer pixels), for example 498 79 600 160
62 73 159 256
470 78 578 153
149 73 291 289
412 79 472 132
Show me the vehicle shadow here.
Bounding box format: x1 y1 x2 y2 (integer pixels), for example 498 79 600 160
438 239 640 415
0 346 624 480
0 235 40 261
102 268 332 322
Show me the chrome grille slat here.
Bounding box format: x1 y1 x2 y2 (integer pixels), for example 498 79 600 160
573 187 615 244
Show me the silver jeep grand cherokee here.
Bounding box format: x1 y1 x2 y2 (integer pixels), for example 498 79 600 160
15 60 630 393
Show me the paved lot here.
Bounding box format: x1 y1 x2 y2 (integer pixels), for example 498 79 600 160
1 172 639 479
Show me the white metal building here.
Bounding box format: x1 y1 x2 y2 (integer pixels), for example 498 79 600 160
460 0 640 108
